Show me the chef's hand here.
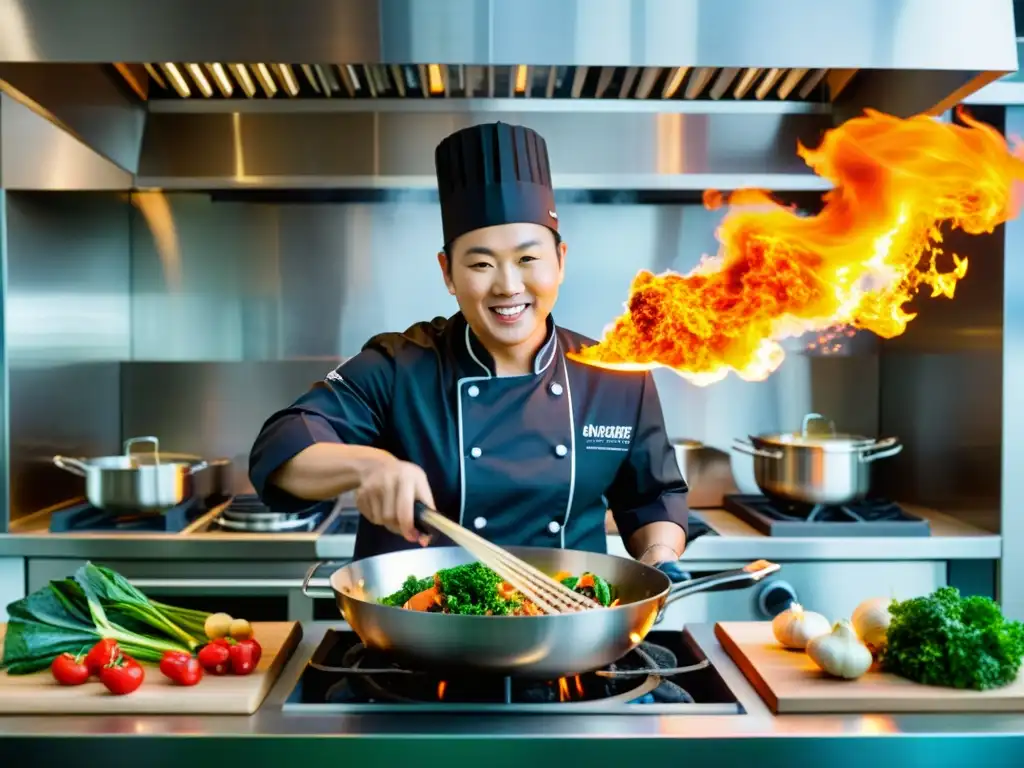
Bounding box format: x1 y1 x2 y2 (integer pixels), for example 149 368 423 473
356 457 436 545
656 560 692 584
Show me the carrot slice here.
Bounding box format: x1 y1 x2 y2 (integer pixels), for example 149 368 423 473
577 574 595 589
403 586 440 611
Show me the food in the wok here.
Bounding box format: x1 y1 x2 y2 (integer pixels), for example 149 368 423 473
378 562 620 616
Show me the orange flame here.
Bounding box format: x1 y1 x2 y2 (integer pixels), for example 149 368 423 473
437 680 447 700
556 675 586 702
557 677 570 702
567 107 1024 385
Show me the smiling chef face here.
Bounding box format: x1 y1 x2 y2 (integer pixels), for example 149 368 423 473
438 222 567 356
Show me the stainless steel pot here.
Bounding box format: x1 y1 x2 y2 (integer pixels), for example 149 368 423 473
303 547 779 679
669 438 738 508
731 413 902 505
53 436 210 512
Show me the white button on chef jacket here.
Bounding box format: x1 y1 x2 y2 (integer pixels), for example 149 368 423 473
548 520 561 534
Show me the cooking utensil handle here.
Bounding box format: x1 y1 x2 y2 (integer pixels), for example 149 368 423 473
124 435 160 461
664 560 780 606
859 437 902 463
52 456 88 476
302 560 342 600
731 439 783 460
802 413 836 436
187 461 210 475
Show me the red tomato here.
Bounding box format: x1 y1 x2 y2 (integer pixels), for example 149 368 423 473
245 638 262 666
159 651 203 686
50 651 90 686
197 642 231 675
99 655 145 695
85 639 120 676
228 640 257 676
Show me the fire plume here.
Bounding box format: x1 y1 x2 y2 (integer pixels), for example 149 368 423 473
567 108 1024 385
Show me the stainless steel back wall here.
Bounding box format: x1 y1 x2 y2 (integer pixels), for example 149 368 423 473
123 193 880 498
4 192 132 521
135 111 834 191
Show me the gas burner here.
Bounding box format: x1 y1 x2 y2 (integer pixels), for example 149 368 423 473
724 494 931 537
284 630 742 714
48 497 209 533
209 494 328 533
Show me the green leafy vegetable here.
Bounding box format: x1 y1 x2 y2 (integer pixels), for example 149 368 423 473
882 586 1024 690
2 562 210 675
560 576 579 591
436 563 516 616
379 575 435 607
591 574 613 607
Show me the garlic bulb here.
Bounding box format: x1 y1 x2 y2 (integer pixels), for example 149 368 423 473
806 620 873 680
771 603 832 650
851 597 892 651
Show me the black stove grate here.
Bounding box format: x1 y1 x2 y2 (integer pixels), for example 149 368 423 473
48 496 212 533
289 629 740 713
724 494 931 537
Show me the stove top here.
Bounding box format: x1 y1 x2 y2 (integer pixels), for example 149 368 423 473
724 494 931 537
283 629 743 715
47 496 219 533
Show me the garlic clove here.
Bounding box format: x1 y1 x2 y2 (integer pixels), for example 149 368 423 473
771 602 832 650
805 619 873 680
851 596 893 652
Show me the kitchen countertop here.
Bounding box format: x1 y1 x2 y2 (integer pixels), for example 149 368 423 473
1 622 1022 767
0 502 1001 562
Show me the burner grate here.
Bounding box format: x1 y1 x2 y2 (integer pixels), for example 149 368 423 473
724 494 931 537
48 497 207 533
285 629 742 714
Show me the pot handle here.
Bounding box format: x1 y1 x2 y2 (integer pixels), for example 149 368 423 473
302 560 343 600
802 412 836 436
859 437 903 463
664 559 781 608
53 456 89 476
731 439 783 460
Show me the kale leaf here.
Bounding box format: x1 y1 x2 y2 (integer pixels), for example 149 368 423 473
882 586 1024 690
436 563 514 615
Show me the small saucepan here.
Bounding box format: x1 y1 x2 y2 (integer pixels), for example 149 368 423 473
732 413 902 505
53 436 210 512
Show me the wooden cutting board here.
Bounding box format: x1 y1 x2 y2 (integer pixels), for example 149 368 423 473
716 621 1024 714
0 621 302 715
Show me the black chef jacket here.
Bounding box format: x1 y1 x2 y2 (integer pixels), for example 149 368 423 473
249 313 690 560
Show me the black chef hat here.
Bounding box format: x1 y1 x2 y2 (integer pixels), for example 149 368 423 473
434 122 558 247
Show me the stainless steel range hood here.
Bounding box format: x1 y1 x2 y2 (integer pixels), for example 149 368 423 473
0 0 1016 192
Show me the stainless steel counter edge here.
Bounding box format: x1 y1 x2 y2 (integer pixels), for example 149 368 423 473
2 622 1022 767
0 531 1001 561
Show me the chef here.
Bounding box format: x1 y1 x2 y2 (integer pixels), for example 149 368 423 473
249 122 692 570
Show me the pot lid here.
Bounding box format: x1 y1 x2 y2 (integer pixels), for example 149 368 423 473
751 413 877 449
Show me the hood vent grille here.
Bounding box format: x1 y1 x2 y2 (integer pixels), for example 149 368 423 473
139 63 838 103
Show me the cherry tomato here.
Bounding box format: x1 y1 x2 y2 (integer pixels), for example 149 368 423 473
85 638 120 676
159 651 203 686
197 642 231 675
228 639 257 676
99 655 145 695
51 651 90 686
244 638 262 666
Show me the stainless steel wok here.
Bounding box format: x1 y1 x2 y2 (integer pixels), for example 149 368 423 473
303 547 779 679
